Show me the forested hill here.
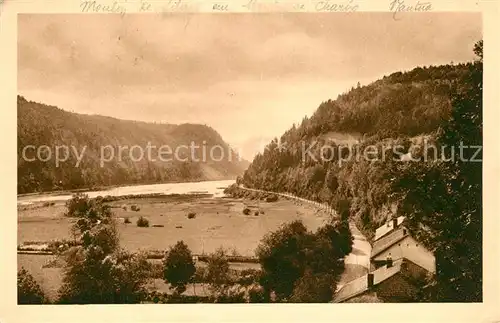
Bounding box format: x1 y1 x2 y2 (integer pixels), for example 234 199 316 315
243 62 476 196
242 40 483 303
18 96 249 194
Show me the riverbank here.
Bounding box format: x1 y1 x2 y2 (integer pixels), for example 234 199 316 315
17 179 235 205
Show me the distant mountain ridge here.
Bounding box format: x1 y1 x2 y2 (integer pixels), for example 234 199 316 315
17 96 249 194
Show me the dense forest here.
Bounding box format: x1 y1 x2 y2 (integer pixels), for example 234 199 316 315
17 96 249 193
242 41 483 302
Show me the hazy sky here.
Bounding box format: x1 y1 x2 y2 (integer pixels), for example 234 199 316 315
18 13 481 159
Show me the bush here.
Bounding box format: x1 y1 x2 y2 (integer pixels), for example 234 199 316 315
130 205 140 212
214 287 246 303
254 211 259 216
256 220 350 301
163 241 196 294
65 194 111 220
265 195 278 202
136 216 149 227
58 249 151 304
242 208 251 215
205 248 230 293
289 271 334 303
57 194 150 304
187 212 196 219
18 268 47 304
124 217 131 224
248 285 268 303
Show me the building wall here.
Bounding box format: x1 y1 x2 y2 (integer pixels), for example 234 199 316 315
375 274 418 302
373 236 436 273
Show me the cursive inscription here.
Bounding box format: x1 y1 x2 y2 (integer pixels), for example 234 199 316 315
389 0 432 20
242 0 302 12
315 0 359 12
213 3 229 11
80 1 126 15
162 0 190 11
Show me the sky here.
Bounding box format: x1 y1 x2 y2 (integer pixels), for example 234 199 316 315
18 13 482 160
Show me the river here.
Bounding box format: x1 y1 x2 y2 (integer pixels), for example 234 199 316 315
17 179 235 205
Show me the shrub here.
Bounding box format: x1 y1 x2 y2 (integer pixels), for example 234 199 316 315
214 287 246 303
163 241 196 294
187 212 196 219
256 220 351 301
205 248 230 293
130 205 140 212
265 195 278 202
136 216 149 227
65 194 113 227
193 266 207 283
248 285 268 303
242 208 251 215
254 211 259 216
58 194 151 304
124 217 131 224
58 249 151 304
18 268 47 304
149 262 164 279
289 271 334 303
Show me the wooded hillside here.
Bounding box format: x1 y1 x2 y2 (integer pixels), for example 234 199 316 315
18 96 249 193
242 41 483 302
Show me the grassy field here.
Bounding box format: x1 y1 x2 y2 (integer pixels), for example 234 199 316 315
18 196 330 256
18 195 331 301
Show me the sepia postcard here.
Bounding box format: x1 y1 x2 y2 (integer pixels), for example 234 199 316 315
0 0 499 322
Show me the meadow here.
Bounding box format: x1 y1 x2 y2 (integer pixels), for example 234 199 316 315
18 195 330 301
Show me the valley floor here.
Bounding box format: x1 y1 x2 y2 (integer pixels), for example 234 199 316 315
18 195 331 301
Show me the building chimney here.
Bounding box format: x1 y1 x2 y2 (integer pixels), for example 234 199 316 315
387 255 393 268
392 217 398 229
367 273 374 288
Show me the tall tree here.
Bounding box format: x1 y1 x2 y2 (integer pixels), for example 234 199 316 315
58 194 151 304
393 40 483 302
163 241 196 295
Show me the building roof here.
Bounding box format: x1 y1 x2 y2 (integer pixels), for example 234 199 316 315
392 242 436 273
374 216 406 241
333 259 404 303
371 226 409 259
